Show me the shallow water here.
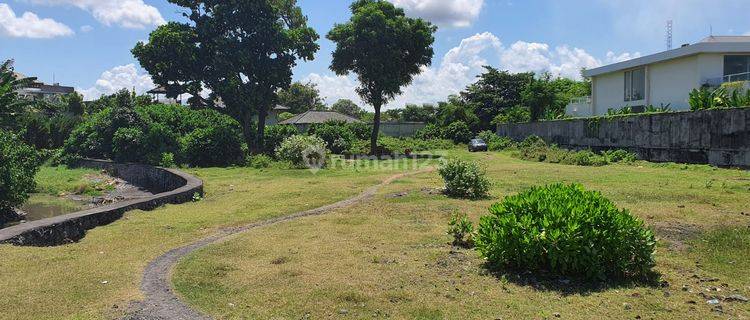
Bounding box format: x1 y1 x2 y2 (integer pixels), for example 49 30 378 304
1 194 85 229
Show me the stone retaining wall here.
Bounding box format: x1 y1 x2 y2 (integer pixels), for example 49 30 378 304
0 160 203 247
497 107 750 167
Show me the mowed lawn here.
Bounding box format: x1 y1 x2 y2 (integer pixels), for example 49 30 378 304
0 160 428 320
174 151 750 319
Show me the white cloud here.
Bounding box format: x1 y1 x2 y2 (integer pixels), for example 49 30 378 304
389 0 484 27
80 25 93 32
79 64 154 100
306 32 639 110
0 3 73 38
605 51 642 64
27 0 165 29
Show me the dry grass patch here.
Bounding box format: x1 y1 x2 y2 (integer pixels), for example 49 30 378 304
0 162 424 320
174 151 750 319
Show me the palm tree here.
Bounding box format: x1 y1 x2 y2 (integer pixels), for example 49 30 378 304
0 59 36 118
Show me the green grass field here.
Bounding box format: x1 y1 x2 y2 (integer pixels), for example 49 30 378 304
173 151 750 319
34 165 114 196
1 151 748 319
0 160 428 320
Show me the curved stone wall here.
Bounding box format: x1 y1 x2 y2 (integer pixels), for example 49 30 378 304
0 160 203 247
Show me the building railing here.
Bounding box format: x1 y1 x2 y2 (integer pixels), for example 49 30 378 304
565 96 593 117
705 72 750 87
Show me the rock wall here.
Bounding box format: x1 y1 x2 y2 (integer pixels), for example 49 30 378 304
497 107 750 168
0 160 203 247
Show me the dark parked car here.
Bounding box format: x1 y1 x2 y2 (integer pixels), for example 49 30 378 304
468 138 488 152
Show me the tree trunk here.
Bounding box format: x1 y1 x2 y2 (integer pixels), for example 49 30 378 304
370 103 381 156
255 107 268 155
241 111 256 151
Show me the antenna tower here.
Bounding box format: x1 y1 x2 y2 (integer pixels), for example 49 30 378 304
666 20 673 50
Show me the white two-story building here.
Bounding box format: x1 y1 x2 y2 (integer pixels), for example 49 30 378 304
567 36 750 117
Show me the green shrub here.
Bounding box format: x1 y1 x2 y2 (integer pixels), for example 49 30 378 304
375 136 454 154
347 122 373 140
475 183 656 281
275 135 327 168
515 136 633 167
0 130 41 220
603 149 638 163
112 127 146 163
180 124 245 167
248 154 273 169
263 125 299 156
159 152 176 167
689 87 750 111
517 135 549 162
566 149 608 166
415 123 444 140
309 121 356 154
438 159 491 200
64 104 244 167
447 212 474 247
278 112 295 122
477 131 513 151
443 121 473 144
142 123 180 165
492 105 531 125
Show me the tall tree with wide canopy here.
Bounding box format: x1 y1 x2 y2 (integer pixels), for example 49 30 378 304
327 0 436 154
461 66 534 130
133 0 319 150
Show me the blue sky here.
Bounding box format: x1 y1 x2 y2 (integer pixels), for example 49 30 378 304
2 0 750 109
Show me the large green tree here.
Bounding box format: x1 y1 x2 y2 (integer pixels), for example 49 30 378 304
327 0 436 154
277 81 326 114
402 103 437 123
330 99 364 118
522 73 556 121
133 0 319 150
461 67 534 129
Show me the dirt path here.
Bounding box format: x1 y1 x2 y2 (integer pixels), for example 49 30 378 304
123 169 433 320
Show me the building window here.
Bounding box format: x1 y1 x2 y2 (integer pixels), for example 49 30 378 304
724 55 750 81
624 68 645 101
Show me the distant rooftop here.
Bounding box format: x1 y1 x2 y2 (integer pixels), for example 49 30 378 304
279 110 362 125
584 36 750 77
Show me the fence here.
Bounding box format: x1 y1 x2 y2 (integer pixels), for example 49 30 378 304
497 108 750 167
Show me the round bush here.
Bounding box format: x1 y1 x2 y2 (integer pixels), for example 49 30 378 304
347 122 373 140
415 123 444 140
475 183 656 281
181 125 245 167
444 121 473 144
309 121 356 154
247 154 273 169
438 159 491 199
263 125 299 156
112 127 146 163
0 130 41 220
275 135 327 169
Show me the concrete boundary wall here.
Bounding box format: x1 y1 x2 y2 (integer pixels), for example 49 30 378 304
497 108 750 168
0 160 203 247
380 122 426 137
